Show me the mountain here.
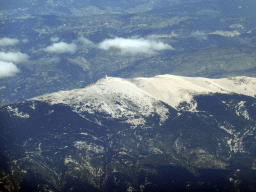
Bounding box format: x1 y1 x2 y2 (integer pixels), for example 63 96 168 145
1 75 256 191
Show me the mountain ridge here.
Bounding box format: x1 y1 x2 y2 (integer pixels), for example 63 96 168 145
32 74 256 110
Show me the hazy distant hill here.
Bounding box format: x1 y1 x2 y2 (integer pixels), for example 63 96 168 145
2 0 182 16
1 0 256 18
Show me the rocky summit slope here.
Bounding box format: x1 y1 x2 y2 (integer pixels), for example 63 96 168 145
1 75 256 191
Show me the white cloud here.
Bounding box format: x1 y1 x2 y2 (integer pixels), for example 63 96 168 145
50 36 59 42
43 42 77 54
0 52 29 63
191 31 208 40
209 30 241 37
0 38 19 46
98 37 174 55
78 37 94 46
22 38 29 43
0 61 20 78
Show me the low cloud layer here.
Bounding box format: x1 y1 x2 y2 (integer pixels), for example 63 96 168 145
43 42 77 54
191 31 208 40
0 61 20 78
50 37 59 42
0 52 29 63
0 38 19 46
22 38 29 43
78 37 94 46
98 37 174 55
